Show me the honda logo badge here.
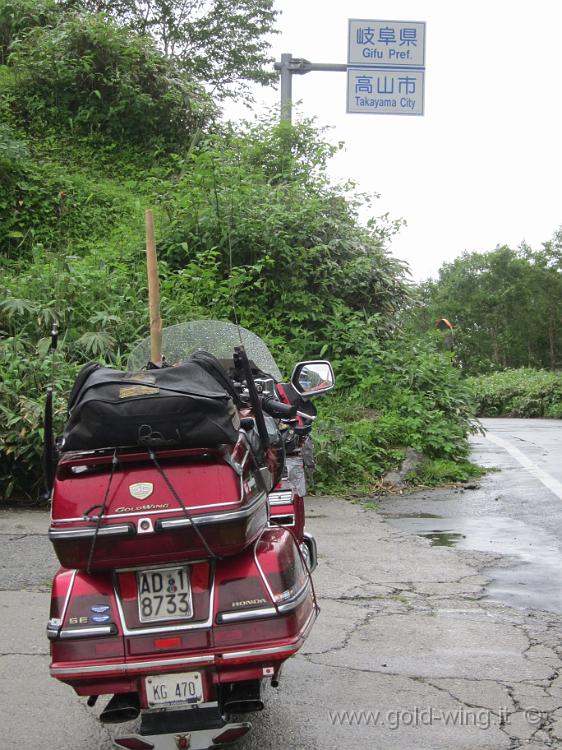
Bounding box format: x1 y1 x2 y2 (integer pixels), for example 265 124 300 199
128 482 154 500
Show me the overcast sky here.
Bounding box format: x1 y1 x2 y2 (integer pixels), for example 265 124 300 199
226 0 562 281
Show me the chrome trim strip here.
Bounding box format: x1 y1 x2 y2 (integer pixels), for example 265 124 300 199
52 608 318 677
303 531 318 572
113 566 216 636
50 654 215 677
60 626 114 639
52 499 241 525
216 576 310 624
61 569 77 625
276 580 310 614
220 643 299 660
268 491 293 506
268 514 295 528
49 524 133 540
239 447 251 470
143 700 219 715
216 607 277 624
157 492 266 531
47 569 78 639
253 536 277 606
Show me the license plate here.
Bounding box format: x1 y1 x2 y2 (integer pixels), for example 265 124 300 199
137 566 193 623
145 671 203 708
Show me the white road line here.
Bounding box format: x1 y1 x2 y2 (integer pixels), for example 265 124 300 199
485 431 562 501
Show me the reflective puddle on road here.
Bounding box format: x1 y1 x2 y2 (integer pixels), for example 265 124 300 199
384 514 562 614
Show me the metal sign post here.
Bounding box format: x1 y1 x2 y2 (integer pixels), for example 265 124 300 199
274 55 347 123
274 19 426 122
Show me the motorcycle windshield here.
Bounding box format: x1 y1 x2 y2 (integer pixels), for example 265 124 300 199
127 320 282 381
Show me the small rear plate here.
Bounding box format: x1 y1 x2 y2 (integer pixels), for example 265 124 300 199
137 566 193 623
145 671 203 708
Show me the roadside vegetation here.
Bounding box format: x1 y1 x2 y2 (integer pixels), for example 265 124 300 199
467 369 562 419
1 0 481 500
411 239 562 375
410 236 562 421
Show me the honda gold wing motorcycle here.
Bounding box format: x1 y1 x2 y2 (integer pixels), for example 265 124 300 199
45 320 334 750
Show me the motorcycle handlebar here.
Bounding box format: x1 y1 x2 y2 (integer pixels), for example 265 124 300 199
296 410 316 422
260 395 297 419
259 396 316 423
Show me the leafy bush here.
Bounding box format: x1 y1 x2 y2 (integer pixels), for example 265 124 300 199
311 337 480 494
467 368 562 417
7 11 214 146
0 156 138 259
0 0 61 64
154 120 412 358
0 335 77 499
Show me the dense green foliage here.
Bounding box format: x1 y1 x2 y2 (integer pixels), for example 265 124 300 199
153 122 412 358
63 0 278 99
412 240 562 375
7 11 214 145
312 336 479 494
467 369 562 418
0 1 480 501
0 0 61 64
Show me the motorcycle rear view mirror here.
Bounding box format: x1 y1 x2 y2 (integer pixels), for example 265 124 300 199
290 360 335 398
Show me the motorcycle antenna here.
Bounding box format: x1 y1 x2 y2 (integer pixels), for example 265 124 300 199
210 146 244 346
209 154 270 450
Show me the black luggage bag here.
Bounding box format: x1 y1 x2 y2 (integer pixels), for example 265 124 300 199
62 354 240 452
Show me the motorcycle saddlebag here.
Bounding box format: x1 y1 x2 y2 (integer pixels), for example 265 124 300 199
62 356 240 452
48 439 269 570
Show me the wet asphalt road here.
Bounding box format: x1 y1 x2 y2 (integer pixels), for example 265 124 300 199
1 418 562 749
381 418 562 614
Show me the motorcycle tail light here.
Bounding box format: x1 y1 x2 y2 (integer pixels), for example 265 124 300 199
114 739 154 750
214 617 291 647
153 636 182 650
255 528 308 603
212 723 251 744
52 635 124 662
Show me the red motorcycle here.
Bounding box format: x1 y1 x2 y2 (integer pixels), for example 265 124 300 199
45 320 334 749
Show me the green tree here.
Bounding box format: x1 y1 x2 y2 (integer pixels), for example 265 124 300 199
412 233 562 374
62 0 279 99
522 230 562 369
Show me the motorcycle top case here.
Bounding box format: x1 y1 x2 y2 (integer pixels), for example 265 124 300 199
48 437 270 570
62 355 240 452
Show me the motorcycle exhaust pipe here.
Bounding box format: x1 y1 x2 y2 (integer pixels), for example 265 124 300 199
100 692 140 724
223 680 264 713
